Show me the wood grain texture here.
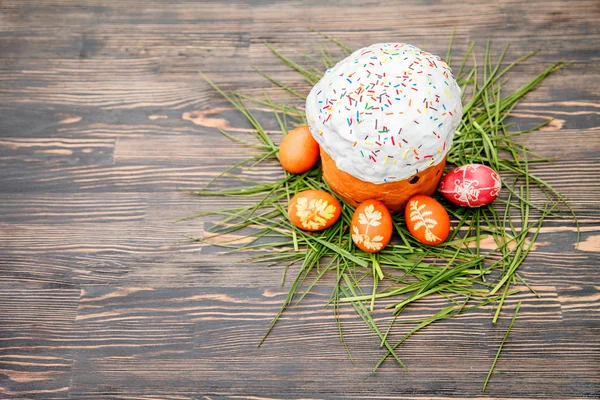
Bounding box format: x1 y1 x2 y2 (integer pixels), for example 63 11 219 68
0 0 599 398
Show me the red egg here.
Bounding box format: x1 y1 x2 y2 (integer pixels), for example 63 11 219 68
350 199 393 253
439 164 501 207
405 195 450 246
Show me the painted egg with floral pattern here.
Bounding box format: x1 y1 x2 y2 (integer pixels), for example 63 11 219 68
439 164 501 207
288 190 341 231
405 195 450 246
351 199 393 253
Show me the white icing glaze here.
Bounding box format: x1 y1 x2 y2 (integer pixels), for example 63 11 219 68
306 43 462 184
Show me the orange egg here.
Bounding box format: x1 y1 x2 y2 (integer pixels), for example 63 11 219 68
278 126 320 174
350 199 393 253
288 189 341 231
404 195 450 246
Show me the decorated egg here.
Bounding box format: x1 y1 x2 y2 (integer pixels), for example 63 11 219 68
439 164 501 207
288 189 341 231
405 195 450 246
278 126 320 174
351 199 393 253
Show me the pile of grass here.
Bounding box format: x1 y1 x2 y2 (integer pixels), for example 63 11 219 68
179 32 576 390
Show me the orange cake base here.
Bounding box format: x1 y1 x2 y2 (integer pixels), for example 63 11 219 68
320 149 446 214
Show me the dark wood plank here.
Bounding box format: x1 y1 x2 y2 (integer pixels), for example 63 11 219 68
0 285 79 399
0 0 598 398
61 285 597 399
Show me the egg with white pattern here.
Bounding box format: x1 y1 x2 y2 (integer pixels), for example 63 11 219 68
439 164 501 207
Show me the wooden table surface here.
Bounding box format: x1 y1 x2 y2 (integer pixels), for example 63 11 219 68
1 1 599 399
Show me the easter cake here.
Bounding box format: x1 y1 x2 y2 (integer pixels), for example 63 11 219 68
306 43 463 213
